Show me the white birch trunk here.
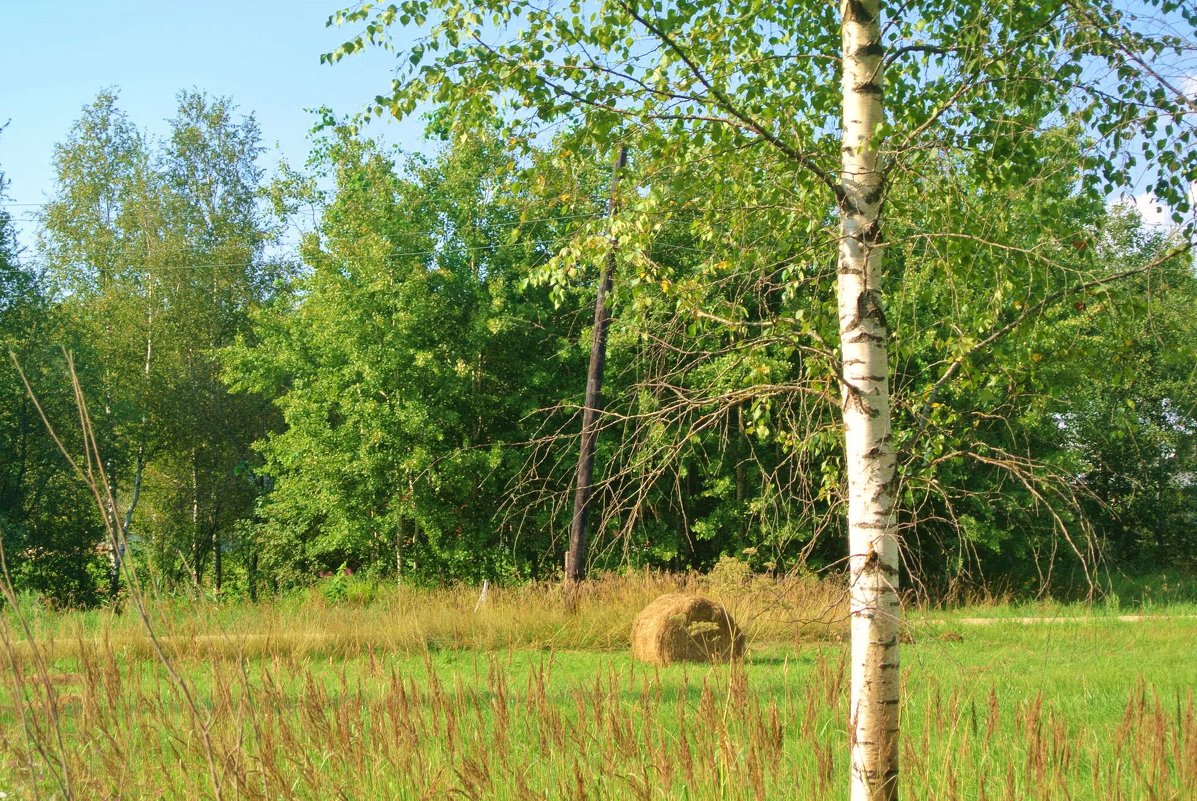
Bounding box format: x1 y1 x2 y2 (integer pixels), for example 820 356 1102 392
839 0 900 799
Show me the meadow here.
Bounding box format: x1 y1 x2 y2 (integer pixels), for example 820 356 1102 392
1 572 1194 800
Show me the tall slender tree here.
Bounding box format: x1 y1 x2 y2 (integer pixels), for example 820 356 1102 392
156 91 275 592
565 145 626 604
836 2 899 794
40 91 161 595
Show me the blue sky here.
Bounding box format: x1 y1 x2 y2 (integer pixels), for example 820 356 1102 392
1 0 425 240
3 1 1192 239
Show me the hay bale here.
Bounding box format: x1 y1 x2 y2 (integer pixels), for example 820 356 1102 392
631 593 744 665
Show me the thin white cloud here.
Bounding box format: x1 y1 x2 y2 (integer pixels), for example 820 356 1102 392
1131 191 1170 227
1182 74 1197 100
1120 182 1197 229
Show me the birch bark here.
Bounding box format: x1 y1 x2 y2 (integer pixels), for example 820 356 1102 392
839 0 900 798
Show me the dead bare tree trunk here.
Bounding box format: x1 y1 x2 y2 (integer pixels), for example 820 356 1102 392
564 145 627 608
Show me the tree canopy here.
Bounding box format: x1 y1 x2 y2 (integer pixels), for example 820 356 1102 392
0 1 1193 606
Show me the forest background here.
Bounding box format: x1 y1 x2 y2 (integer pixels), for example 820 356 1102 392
1 3 1196 609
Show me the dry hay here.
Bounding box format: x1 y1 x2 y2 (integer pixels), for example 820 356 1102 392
630 593 744 665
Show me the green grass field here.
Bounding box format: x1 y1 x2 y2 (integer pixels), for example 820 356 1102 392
1 575 1194 800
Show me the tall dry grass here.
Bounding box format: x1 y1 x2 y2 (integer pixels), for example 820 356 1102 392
4 569 850 664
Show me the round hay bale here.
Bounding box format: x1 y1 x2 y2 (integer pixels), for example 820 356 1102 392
631 593 744 665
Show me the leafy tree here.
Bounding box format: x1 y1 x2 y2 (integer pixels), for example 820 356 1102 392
142 91 279 593
0 162 105 606
225 130 585 586
40 91 279 596
1060 213 1197 569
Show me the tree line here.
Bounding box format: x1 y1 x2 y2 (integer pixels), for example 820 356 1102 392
0 11 1194 615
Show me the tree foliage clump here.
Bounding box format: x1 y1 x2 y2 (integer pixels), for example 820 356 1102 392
29 90 283 597
226 131 589 585
0 163 107 607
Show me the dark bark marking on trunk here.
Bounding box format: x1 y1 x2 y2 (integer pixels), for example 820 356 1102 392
859 40 885 58
845 0 877 24
860 220 884 245
855 81 884 98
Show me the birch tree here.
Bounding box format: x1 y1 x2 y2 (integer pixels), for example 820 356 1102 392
41 91 278 594
328 1 1195 796
156 91 275 592
40 91 163 595
836 3 899 794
